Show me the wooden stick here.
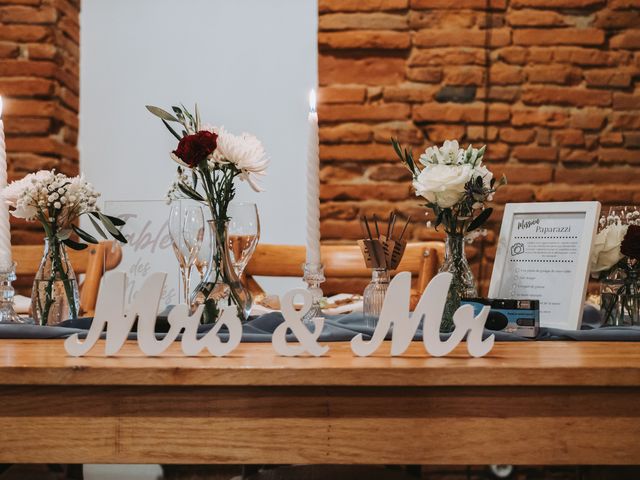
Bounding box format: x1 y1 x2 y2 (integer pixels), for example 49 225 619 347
362 215 374 241
399 216 411 241
373 214 380 239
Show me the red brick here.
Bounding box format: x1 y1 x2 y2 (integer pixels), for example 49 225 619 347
608 0 640 8
599 148 640 164
319 0 408 12
0 24 50 42
570 109 608 129
0 5 57 23
537 128 552 146
495 46 528 65
524 65 580 84
584 70 632 88
413 102 510 123
554 129 585 146
514 28 605 46
319 86 366 104
425 124 465 142
319 13 408 31
320 165 364 183
493 164 554 183
320 124 373 144
498 185 536 202
0 77 53 95
555 166 632 183
611 113 640 129
414 28 511 48
410 0 506 7
320 183 411 201
513 145 558 162
600 132 624 146
320 143 394 162
500 128 535 144
522 86 611 107
536 186 594 202
506 9 566 26
484 142 510 161
612 93 640 110
443 66 485 86
593 10 640 28
367 164 413 182
319 55 405 85
561 149 597 163
0 42 19 58
383 83 437 102
409 48 486 66
481 86 520 102
467 125 499 141
4 117 50 134
511 107 569 127
406 67 442 83
610 30 640 50
0 59 55 77
489 63 523 85
318 103 410 122
320 202 359 220
319 31 411 50
6 136 77 160
373 121 424 144
26 43 57 60
512 0 603 6
408 10 477 29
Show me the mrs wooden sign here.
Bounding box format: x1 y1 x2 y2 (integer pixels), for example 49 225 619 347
64 271 494 358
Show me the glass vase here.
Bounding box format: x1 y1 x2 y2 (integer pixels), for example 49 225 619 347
439 233 477 332
363 268 390 328
191 220 252 324
31 237 80 326
600 267 640 326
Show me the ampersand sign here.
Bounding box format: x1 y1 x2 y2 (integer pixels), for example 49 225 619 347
271 289 329 357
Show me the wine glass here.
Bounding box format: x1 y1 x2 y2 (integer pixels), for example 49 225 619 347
227 202 260 277
194 219 214 282
169 204 204 308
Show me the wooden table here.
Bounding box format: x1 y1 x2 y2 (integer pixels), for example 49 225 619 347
0 340 639 465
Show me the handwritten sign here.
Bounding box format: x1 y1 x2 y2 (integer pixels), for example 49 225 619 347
64 271 494 359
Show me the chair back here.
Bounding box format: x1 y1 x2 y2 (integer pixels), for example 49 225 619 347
12 241 122 315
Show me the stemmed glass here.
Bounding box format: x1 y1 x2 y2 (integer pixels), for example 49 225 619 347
194 219 214 283
169 204 204 308
227 202 260 277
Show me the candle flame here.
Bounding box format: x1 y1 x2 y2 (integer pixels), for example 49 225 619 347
309 89 316 113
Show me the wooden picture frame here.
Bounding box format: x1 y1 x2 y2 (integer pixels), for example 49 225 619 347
489 201 601 331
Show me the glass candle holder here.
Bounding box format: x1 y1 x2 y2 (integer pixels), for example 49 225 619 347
363 268 390 328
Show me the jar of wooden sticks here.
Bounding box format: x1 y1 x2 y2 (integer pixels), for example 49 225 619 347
358 212 410 327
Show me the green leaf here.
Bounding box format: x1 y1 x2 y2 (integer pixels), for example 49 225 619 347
103 214 126 226
72 225 98 244
63 238 88 251
467 207 493 232
145 105 179 122
195 103 201 131
97 212 128 243
391 138 403 161
56 229 72 241
88 214 108 239
178 182 205 202
162 119 182 141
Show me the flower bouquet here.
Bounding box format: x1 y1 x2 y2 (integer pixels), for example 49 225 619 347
147 104 268 323
392 139 506 331
591 209 640 325
1 170 127 325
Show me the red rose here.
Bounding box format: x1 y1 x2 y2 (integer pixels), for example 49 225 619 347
173 130 218 167
621 224 640 261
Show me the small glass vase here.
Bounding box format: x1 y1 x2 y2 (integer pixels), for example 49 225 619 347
363 268 390 328
31 237 80 326
439 233 477 333
192 220 252 324
600 267 640 326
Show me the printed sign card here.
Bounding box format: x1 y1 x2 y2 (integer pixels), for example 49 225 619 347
489 202 600 330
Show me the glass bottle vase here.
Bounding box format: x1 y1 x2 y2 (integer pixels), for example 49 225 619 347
31 237 80 326
363 268 390 328
439 233 477 333
600 267 640 326
191 220 252 324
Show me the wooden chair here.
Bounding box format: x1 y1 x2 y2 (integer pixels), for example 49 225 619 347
12 241 123 316
244 242 450 300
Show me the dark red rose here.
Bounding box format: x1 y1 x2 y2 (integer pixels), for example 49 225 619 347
172 130 217 167
621 224 640 261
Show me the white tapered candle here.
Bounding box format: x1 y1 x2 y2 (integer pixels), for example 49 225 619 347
306 89 321 265
0 97 12 270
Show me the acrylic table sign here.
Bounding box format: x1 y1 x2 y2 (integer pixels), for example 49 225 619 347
65 270 494 359
489 201 600 331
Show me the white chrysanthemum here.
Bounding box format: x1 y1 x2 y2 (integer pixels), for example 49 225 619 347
215 129 269 192
419 140 464 166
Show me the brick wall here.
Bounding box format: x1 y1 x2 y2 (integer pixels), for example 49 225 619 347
318 0 640 294
0 0 80 247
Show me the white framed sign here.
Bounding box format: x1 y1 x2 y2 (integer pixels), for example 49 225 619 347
489 201 600 330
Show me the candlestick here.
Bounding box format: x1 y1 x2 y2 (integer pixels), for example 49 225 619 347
306 89 321 265
0 96 12 271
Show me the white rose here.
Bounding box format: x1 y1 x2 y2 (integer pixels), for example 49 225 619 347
590 223 628 273
413 163 472 208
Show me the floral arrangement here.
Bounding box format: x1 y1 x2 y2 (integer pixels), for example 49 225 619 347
1 170 126 324
392 139 505 236
147 104 268 322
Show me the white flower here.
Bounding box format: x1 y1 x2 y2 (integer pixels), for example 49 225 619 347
473 163 493 190
215 128 269 192
412 163 472 208
590 223 628 273
419 140 464 166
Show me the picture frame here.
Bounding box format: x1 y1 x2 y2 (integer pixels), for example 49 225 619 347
489 201 601 331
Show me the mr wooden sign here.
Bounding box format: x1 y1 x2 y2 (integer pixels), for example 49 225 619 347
64 271 494 358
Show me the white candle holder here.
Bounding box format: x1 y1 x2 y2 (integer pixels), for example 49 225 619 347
302 262 325 327
0 262 30 324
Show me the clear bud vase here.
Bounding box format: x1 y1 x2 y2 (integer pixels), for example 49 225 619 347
31 237 80 326
363 268 390 328
439 233 477 333
600 267 640 326
192 220 252 324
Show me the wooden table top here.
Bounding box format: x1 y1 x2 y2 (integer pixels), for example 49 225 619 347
1 340 639 387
